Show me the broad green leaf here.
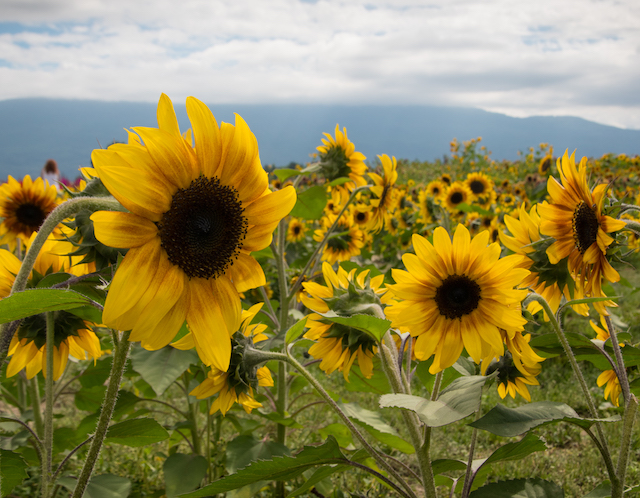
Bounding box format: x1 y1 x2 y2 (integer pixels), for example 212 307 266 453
130 345 200 396
105 417 170 447
180 437 346 497
273 168 302 182
285 317 308 344
164 453 208 498
340 402 414 454
469 478 564 497
343 363 390 394
112 390 144 420
68 304 103 324
583 480 611 498
75 385 107 412
79 357 113 388
226 435 290 474
630 377 640 397
318 423 355 449
380 375 489 427
319 311 391 343
0 288 92 323
58 474 132 498
481 434 546 467
288 465 350 497
469 402 620 437
431 458 467 475
289 185 327 220
0 449 28 497
327 177 351 187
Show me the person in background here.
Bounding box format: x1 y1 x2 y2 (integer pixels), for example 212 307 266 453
41 159 60 189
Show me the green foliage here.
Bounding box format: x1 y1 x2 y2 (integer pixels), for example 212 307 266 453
163 453 208 498
105 418 170 447
0 288 94 323
0 449 29 497
129 345 200 396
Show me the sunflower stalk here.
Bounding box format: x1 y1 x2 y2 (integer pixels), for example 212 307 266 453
524 293 617 487
379 333 438 498
603 315 631 403
71 329 131 498
41 311 56 498
28 376 45 438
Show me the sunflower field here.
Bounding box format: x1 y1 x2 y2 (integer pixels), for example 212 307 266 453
0 94 639 498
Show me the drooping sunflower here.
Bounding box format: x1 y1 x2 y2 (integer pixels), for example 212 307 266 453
367 154 399 233
2 234 102 380
90 94 296 372
537 150 626 314
385 224 530 374
443 182 473 212
597 370 622 407
188 303 274 415
301 263 389 381
316 124 367 191
313 213 364 264
500 204 588 318
0 175 59 250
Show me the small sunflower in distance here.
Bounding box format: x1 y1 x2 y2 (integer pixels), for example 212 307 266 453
0 175 59 250
90 94 296 372
443 182 473 212
189 304 274 415
316 124 367 191
385 224 530 374
367 154 399 233
286 217 307 243
301 263 389 381
538 150 626 315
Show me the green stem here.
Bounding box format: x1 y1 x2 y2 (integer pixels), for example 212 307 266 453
71 330 131 498
379 337 437 498
603 315 631 404
0 196 124 367
525 293 615 482
28 376 45 438
263 349 418 498
614 395 638 498
42 312 56 498
461 410 482 498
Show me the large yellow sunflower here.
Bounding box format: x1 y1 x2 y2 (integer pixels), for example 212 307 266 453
537 150 626 314
385 224 530 374
1 233 102 380
316 124 367 191
90 94 296 372
367 154 399 233
0 175 59 250
301 263 389 381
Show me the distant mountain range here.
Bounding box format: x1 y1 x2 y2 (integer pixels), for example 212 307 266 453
1 98 639 180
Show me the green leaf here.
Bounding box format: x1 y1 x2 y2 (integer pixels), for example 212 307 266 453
327 177 351 187
287 465 350 497
318 423 355 449
225 435 290 474
469 402 620 437
75 385 107 412
481 434 546 467
105 417 170 447
319 311 391 343
79 357 113 388
164 453 208 498
583 480 611 498
380 375 489 427
0 449 29 497
58 474 132 498
431 458 467 475
289 186 327 220
339 402 414 454
469 478 564 497
0 288 92 323
273 168 302 182
180 437 346 497
343 363 390 394
285 317 308 344
130 345 200 396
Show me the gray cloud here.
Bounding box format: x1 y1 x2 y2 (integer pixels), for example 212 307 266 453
0 0 639 128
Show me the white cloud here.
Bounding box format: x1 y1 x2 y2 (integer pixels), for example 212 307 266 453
0 0 639 128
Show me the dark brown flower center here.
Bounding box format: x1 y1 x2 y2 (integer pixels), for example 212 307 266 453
469 180 486 194
16 203 47 230
158 176 247 279
293 225 301 235
435 274 481 319
449 192 464 205
572 201 599 254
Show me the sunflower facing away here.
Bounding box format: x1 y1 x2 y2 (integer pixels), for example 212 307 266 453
316 124 367 191
0 175 59 250
2 233 102 380
385 224 530 374
90 94 296 372
367 154 399 233
537 150 626 314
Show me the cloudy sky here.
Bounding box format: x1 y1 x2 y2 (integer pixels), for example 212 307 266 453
1 0 639 129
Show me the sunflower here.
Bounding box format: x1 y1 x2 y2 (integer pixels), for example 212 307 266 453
464 172 493 199
301 263 389 381
596 370 622 407
286 217 307 243
313 213 364 264
0 175 59 250
385 224 530 374
316 124 367 191
538 148 553 176
188 303 274 415
90 94 296 372
425 180 446 201
440 173 452 185
2 234 102 380
537 150 626 314
350 204 372 228
500 204 588 318
443 182 473 212
367 154 399 233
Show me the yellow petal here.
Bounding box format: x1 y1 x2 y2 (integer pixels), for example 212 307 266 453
243 186 297 226
186 96 222 178
91 211 158 249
